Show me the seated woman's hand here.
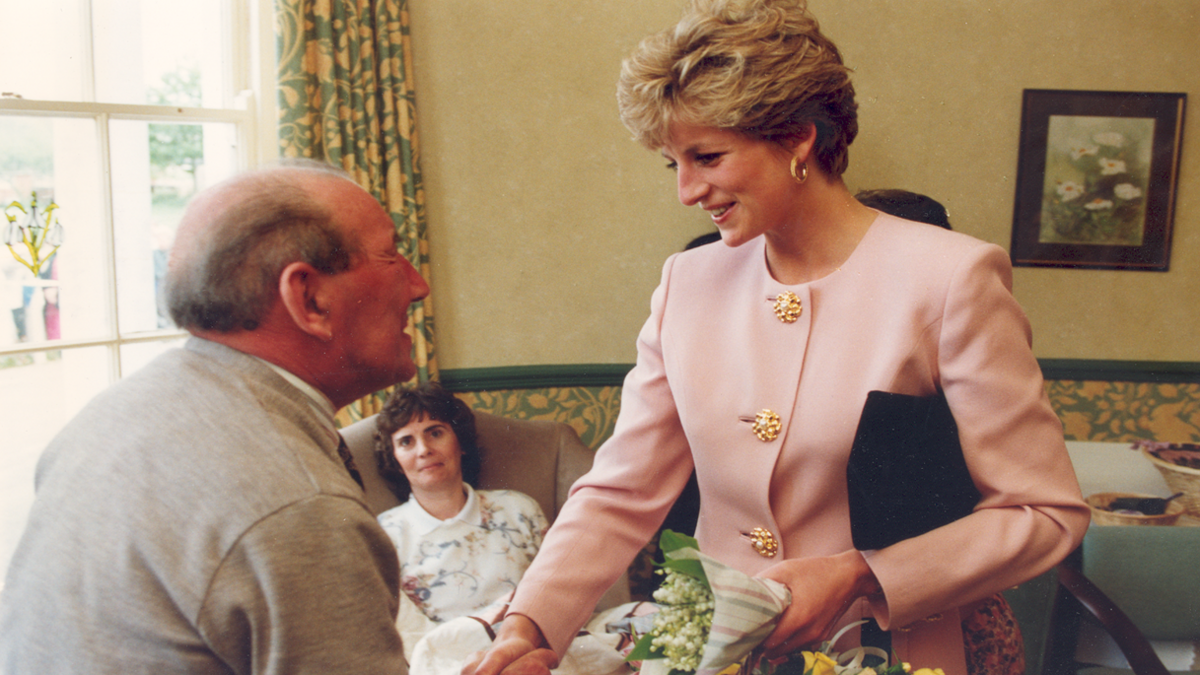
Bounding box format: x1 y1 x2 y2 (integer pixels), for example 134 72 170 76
756 549 881 658
461 614 558 675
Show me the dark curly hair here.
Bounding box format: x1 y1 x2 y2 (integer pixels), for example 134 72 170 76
373 382 483 503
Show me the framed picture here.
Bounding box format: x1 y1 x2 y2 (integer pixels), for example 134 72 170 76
1010 89 1186 270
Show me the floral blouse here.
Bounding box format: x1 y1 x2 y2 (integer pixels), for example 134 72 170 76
377 486 549 623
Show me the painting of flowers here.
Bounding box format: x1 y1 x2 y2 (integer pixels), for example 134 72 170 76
1039 116 1153 246
1011 89 1185 270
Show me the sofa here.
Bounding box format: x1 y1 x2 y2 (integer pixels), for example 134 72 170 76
339 410 632 608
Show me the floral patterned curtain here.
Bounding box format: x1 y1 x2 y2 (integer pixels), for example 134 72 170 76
276 0 436 424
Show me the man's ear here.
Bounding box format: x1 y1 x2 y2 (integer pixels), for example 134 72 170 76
278 261 334 341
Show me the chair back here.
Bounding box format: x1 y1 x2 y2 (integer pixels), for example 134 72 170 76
1081 525 1200 641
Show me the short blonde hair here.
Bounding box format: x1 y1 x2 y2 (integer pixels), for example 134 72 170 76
617 0 857 175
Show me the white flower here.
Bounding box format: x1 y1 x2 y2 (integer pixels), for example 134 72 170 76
646 568 715 672
1098 158 1127 175
1070 144 1099 160
1084 198 1114 211
1056 181 1085 201
1094 132 1126 147
1114 183 1143 200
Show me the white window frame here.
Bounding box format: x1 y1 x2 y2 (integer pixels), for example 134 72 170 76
0 0 277 377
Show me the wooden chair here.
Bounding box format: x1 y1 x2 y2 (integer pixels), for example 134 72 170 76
1051 563 1171 675
1035 526 1200 675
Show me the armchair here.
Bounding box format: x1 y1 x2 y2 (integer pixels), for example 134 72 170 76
339 410 631 608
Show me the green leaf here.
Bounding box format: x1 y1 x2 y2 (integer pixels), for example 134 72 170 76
659 529 700 555
659 556 708 584
625 632 664 662
657 529 708 584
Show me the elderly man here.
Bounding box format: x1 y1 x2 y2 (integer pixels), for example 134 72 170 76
0 161 428 674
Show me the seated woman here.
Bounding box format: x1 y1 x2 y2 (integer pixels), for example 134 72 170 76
373 385 646 675
373 383 549 625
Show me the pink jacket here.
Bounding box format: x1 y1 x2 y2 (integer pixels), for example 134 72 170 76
510 214 1090 674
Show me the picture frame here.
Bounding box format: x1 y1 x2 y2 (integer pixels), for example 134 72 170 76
1010 89 1186 271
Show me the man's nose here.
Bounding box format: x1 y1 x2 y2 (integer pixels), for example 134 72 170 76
405 260 430 303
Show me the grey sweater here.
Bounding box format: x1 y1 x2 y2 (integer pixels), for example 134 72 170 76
0 338 406 674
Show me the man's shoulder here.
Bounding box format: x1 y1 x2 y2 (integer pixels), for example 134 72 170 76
76 340 275 420
39 340 348 519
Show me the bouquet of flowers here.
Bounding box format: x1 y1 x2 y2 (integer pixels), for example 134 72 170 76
626 531 944 675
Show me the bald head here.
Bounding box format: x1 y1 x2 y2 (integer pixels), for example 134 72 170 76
165 162 362 333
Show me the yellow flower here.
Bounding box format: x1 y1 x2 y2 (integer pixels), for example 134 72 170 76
911 669 946 675
800 651 839 675
715 662 742 675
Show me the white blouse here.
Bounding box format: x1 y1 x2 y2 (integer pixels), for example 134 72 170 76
377 486 548 622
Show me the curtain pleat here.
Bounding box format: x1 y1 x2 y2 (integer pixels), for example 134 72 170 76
276 0 436 425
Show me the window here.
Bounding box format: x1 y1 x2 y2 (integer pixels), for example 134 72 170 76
0 0 276 580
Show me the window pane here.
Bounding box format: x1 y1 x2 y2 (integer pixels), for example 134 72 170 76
0 0 231 108
93 0 230 108
110 119 240 333
0 345 112 577
0 0 87 102
2 116 111 347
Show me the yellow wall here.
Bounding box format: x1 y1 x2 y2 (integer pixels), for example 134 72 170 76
408 0 1200 370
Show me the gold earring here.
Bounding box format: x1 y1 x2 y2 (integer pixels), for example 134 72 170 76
789 157 808 184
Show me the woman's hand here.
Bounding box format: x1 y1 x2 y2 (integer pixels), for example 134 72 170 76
461 614 558 675
756 549 881 657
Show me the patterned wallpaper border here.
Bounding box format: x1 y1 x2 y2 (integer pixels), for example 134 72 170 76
444 360 1200 445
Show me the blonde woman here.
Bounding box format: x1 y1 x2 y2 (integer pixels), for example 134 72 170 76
469 2 1089 674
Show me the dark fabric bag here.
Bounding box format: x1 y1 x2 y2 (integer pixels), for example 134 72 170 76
846 390 981 551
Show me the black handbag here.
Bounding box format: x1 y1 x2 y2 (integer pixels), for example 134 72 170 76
846 390 981 551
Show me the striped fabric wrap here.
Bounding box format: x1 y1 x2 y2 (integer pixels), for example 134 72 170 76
668 547 792 675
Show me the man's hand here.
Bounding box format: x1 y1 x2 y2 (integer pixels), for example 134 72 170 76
461 614 557 675
756 549 881 657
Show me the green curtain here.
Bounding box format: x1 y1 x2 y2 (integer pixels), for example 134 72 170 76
276 0 435 424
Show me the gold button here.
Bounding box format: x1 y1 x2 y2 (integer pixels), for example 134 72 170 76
752 409 782 442
772 291 802 323
742 527 779 558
